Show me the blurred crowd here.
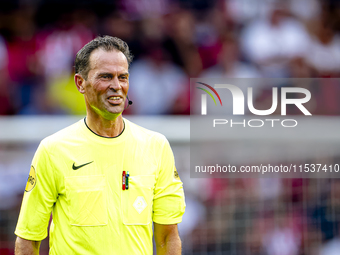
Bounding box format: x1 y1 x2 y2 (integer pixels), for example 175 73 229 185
0 0 339 116
182 169 340 255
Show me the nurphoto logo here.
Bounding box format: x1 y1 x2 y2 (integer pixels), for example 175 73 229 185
196 82 312 128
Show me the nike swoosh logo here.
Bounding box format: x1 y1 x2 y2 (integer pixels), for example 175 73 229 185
72 161 94 170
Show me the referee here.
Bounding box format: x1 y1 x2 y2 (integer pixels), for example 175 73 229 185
14 36 186 255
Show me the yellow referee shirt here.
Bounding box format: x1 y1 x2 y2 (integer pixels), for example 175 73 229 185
15 118 185 254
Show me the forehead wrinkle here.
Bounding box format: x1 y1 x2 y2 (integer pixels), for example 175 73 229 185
89 49 128 75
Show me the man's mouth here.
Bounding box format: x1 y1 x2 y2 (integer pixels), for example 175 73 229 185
108 96 121 100
107 96 123 104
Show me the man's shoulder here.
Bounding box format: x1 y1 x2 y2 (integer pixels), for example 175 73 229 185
40 119 83 148
125 118 168 144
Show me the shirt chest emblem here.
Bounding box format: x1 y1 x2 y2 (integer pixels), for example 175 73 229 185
133 196 147 214
72 161 94 170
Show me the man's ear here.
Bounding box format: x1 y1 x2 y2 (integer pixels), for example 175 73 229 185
75 74 86 94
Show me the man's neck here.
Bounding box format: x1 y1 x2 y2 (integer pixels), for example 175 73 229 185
85 114 124 138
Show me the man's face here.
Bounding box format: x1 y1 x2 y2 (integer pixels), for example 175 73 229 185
77 48 129 120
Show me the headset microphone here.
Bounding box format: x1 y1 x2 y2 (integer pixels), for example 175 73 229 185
125 95 133 109
127 96 133 105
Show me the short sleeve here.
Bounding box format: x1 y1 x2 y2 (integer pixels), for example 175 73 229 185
152 138 186 224
15 141 58 241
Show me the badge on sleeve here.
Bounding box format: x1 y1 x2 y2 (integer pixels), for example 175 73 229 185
174 167 181 181
25 166 36 192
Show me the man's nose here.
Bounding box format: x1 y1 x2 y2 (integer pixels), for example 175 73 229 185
109 77 121 90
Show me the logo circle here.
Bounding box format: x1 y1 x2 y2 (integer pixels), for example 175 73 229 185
25 166 36 192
